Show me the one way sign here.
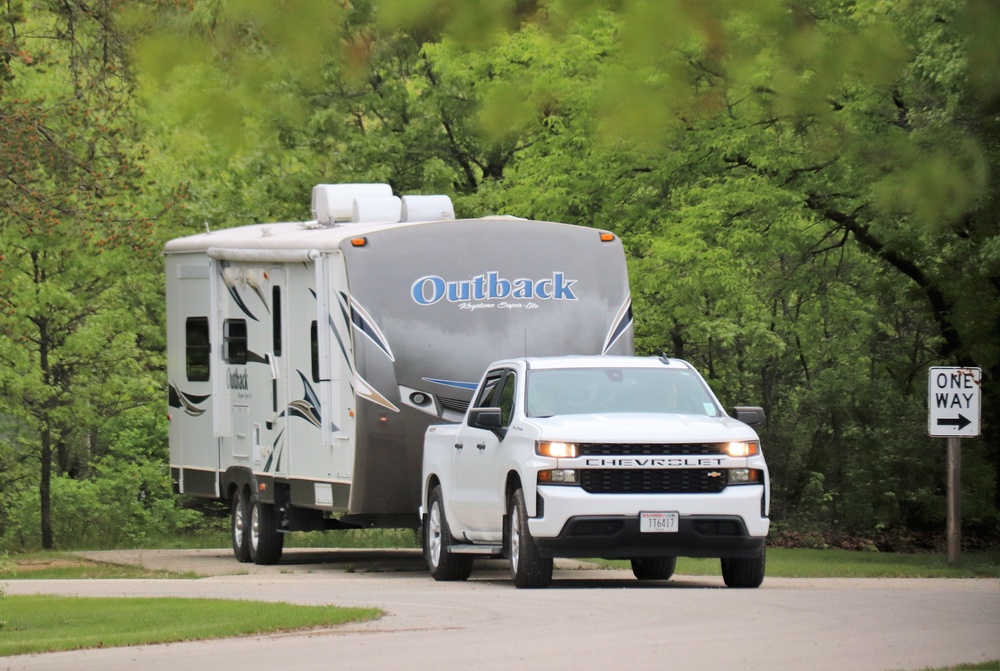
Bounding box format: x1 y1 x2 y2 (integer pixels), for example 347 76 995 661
928 367 982 437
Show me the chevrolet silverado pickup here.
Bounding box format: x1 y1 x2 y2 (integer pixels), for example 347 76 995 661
420 355 770 588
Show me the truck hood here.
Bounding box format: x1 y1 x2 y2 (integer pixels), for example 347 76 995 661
522 412 759 444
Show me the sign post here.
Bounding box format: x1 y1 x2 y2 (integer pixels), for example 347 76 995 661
928 367 982 566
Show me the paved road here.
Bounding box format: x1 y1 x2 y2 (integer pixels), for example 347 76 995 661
2 549 998 671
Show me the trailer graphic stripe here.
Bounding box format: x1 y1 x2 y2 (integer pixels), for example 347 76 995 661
421 377 480 391
602 295 634 354
345 293 394 362
168 384 208 417
219 261 259 322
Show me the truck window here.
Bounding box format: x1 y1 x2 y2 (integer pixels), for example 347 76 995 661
223 319 248 365
474 369 516 427
526 367 720 417
496 371 516 426
185 316 210 382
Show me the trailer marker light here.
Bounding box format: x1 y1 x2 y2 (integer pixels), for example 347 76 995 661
351 237 368 247
599 232 615 242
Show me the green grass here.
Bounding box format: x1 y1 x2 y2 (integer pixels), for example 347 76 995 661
590 546 1000 578
0 595 380 657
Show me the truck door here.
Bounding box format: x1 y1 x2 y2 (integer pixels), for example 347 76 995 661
451 368 514 537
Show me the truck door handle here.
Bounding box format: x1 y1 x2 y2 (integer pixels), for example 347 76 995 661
454 443 463 450
477 443 487 450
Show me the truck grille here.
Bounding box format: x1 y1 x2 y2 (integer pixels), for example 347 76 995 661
577 442 726 456
580 469 726 494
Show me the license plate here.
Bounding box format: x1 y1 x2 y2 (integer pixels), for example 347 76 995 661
640 512 679 533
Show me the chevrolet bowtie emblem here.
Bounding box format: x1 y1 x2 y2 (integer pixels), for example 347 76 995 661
707 471 722 478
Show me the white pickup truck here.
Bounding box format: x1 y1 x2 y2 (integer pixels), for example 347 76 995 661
420 355 770 588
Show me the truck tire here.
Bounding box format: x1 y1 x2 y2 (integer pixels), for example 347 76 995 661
721 548 765 588
509 489 553 589
249 499 284 565
630 557 676 581
425 486 473 581
230 487 252 563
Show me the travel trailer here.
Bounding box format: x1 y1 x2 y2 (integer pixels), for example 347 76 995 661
165 184 634 564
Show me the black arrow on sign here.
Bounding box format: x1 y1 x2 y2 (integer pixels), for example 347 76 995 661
937 415 971 430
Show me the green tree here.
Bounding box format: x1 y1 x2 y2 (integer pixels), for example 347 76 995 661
0 1 165 548
134 0 998 541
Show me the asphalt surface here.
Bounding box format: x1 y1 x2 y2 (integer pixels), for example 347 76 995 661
2 548 998 671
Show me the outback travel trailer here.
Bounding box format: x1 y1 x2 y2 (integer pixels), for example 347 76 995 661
165 183 634 564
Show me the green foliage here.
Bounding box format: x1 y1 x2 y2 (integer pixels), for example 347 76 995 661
1 409 202 551
0 0 994 551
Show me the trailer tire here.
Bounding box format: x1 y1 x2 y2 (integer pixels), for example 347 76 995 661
630 557 676 581
425 486 473 581
509 489 552 589
249 499 284 565
721 548 766 588
230 487 252 563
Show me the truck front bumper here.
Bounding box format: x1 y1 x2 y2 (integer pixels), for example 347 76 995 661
532 514 765 559
528 484 768 559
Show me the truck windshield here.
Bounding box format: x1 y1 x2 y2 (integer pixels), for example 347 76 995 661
525 367 720 418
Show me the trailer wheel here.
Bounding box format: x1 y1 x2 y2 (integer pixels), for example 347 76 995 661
630 557 676 581
249 499 284 565
508 489 552 589
425 486 473 581
721 548 766 588
230 487 252 563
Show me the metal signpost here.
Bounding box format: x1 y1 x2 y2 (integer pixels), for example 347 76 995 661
928 367 982 566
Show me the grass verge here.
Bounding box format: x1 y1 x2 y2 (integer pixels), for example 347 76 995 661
0 595 380 657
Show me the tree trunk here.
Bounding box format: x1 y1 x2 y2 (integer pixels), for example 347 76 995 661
40 423 54 549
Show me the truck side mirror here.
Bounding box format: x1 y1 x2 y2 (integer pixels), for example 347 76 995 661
469 407 503 429
731 406 766 428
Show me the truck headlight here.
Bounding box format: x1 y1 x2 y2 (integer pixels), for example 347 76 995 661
725 441 759 457
537 441 579 458
538 469 579 485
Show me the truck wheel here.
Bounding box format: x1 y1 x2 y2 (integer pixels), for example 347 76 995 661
425 486 473 581
721 548 766 588
631 557 676 581
230 487 252 563
509 489 553 589
249 499 284 565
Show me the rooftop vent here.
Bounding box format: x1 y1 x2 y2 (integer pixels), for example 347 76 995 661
401 194 455 222
312 184 455 226
312 183 392 225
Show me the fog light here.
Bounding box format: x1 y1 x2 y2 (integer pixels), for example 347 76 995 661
539 469 579 485
729 468 751 483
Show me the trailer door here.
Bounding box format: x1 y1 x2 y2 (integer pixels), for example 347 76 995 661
267 266 289 477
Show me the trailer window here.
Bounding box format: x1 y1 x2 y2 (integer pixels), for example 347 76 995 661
223 319 248 365
185 317 210 381
272 286 282 357
310 321 319 382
